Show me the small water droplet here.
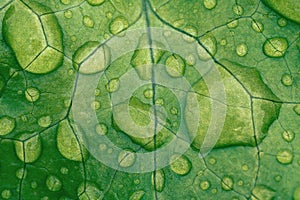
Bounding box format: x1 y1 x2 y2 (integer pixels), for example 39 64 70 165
293 105 300 115
233 4 244 15
15 134 42 163
60 167 69 175
282 130 295 142
106 78 120 92
185 54 196 65
99 143 107 151
170 107 178 115
221 176 234 191
183 25 197 42
16 168 26 179
134 179 140 185
96 123 108 135
165 54 186 78
237 180 243 186
109 16 129 35
170 154 192 176
276 149 293 164
293 186 300 200
263 37 288 58
227 20 239 29
241 164 248 171
204 0 217 10
46 175 62 192
251 185 275 200
220 39 227 46
25 87 40 102
173 19 185 28
236 43 248 57
38 116 52 128
60 0 70 5
274 175 282 182
0 116 15 136
251 20 264 33
94 88 101 96
106 11 113 19
64 10 73 19
143 88 153 99
31 181 38 189
208 157 216 165
86 0 104 6
155 98 164 106
83 15 94 28
151 170 165 192
91 100 101 110
211 188 217 194
281 73 293 86
78 182 103 200
129 190 145 200
118 149 136 168
1 189 11 199
277 18 287 27
197 34 217 60
200 180 210 190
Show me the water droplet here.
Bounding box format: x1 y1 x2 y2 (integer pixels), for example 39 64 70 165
91 100 101 110
106 78 120 93
185 54 196 65
0 116 15 136
281 73 293 86
211 188 217 194
143 88 153 99
251 185 275 200
170 154 192 175
293 105 300 115
109 16 129 35
15 134 42 163
220 39 227 46
241 164 249 171
129 190 145 200
183 25 197 42
233 4 244 15
38 116 52 128
208 157 216 165
236 43 248 57
118 149 136 168
251 20 264 33
61 0 70 5
276 149 293 164
64 10 73 19
60 167 69 175
197 34 217 60
25 87 40 102
78 182 103 200
46 175 62 192
204 0 217 10
221 176 234 191
151 170 165 192
83 15 94 28
274 175 282 182
134 179 140 185
73 41 110 74
96 123 108 135
1 189 11 199
200 180 210 191
31 181 38 189
16 168 26 179
263 37 288 58
293 186 300 200
237 180 243 186
282 130 295 142
86 0 104 6
277 18 287 27
227 20 239 29
57 120 88 162
165 54 186 78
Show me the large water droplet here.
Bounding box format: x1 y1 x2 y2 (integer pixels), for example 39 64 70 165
1 189 11 199
251 20 264 33
15 134 42 163
118 149 136 168
25 87 40 102
277 18 287 27
86 0 104 6
263 37 288 58
276 149 293 164
0 116 15 136
200 180 210 191
151 170 165 192
129 190 145 200
57 120 88 162
46 175 62 192
170 154 192 175
251 185 275 200
221 176 234 191
236 43 248 57
109 16 129 35
165 54 186 78
204 0 217 10
78 182 103 200
197 34 217 60
38 116 52 128
282 130 295 142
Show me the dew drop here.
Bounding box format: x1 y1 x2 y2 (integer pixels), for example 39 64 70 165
106 78 120 93
95 123 108 135
64 10 73 19
46 175 62 192
282 130 295 142
15 134 42 163
1 189 11 199
200 180 210 191
276 149 293 164
165 54 186 78
233 4 244 15
78 182 103 200
129 190 145 200
227 20 239 29
197 34 217 60
38 116 52 128
203 0 217 10
83 15 94 28
143 88 153 99
281 73 293 86
221 176 234 191
25 87 40 102
0 116 16 136
293 186 300 200
118 149 136 168
263 37 288 58
109 16 129 35
251 20 264 33
293 105 300 115
170 154 192 176
151 170 165 192
236 43 248 57
277 18 287 27
86 0 104 6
